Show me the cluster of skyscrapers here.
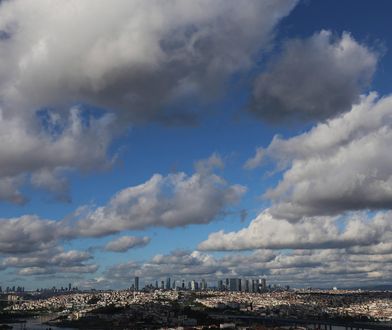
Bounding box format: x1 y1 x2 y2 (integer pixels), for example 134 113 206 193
132 277 269 293
217 278 267 293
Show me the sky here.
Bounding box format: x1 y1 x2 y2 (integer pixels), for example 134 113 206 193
1 0 392 290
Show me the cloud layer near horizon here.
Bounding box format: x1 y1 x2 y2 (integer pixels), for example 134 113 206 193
80 244 392 289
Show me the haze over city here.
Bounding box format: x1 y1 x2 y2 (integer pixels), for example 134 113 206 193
1 0 392 294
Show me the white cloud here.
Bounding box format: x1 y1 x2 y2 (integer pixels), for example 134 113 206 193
65 167 246 237
0 155 245 265
0 215 58 254
198 210 392 251
246 93 392 220
1 247 98 276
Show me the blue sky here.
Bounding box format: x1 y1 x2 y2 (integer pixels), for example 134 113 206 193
1 0 392 290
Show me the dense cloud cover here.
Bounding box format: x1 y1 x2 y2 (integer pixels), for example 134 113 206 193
246 94 392 220
250 31 378 122
0 0 296 122
0 0 296 203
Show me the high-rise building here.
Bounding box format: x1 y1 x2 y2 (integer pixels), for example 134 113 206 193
155 280 158 289
166 277 171 290
191 280 198 291
68 283 72 291
245 279 249 292
217 280 223 291
182 280 185 290
161 281 165 290
201 278 207 290
229 278 241 292
134 276 139 291
261 278 267 291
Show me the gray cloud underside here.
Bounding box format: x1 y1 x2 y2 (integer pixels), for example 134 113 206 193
0 0 297 203
0 0 296 123
1 248 98 276
249 30 378 122
0 156 245 275
0 109 115 203
246 93 392 220
104 236 151 252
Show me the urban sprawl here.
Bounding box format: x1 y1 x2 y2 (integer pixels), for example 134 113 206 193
1 278 392 329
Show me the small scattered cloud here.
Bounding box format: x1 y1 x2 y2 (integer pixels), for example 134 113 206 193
105 236 151 252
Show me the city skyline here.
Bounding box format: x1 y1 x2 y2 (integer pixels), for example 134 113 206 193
1 0 392 291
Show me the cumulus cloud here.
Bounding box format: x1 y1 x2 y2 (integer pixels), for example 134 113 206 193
105 236 151 252
198 210 392 251
0 107 115 203
65 166 246 237
246 93 392 220
0 0 296 123
0 0 297 203
0 155 244 268
1 247 98 276
0 215 58 254
250 30 378 121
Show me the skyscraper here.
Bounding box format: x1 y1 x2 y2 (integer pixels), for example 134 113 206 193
218 280 223 291
191 280 198 291
229 278 239 292
245 279 249 292
134 276 139 291
166 277 171 290
261 278 267 291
